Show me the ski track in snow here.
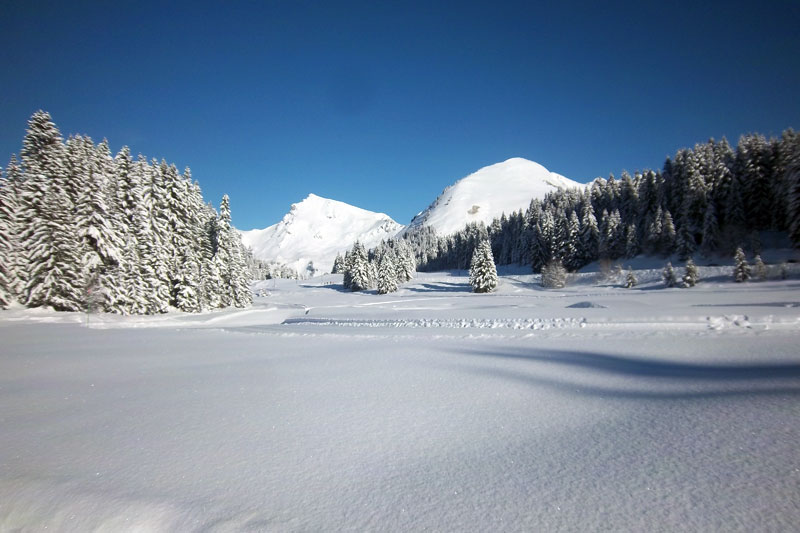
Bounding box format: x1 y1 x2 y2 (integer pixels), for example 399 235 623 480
2 269 800 531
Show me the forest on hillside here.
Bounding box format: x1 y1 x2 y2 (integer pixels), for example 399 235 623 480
0 112 252 313
402 131 800 273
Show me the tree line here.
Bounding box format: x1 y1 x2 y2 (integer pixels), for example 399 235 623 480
333 238 416 293
404 131 800 273
0 111 252 313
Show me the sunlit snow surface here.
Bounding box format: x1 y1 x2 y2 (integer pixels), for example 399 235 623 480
2 266 800 531
406 157 581 237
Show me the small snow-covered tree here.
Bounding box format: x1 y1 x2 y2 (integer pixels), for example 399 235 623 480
469 240 497 293
733 247 750 282
331 253 344 274
625 268 638 288
347 242 371 291
682 258 699 287
395 239 416 282
541 259 567 289
753 254 767 280
663 262 677 287
377 252 398 294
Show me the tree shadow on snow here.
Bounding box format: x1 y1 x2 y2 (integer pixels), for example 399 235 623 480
444 347 800 400
299 283 349 292
406 282 472 293
692 302 800 308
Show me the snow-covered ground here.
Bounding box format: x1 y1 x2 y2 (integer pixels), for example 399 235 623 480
2 266 800 531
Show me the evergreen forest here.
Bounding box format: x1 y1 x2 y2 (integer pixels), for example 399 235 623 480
402 132 800 273
0 112 252 313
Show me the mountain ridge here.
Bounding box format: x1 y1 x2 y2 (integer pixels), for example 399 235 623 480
405 157 581 237
239 193 404 275
241 158 581 275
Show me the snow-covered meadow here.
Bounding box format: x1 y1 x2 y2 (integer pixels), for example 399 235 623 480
2 266 800 531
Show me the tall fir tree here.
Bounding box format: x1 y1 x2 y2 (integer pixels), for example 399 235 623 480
733 247 750 282
377 251 398 294
469 240 498 293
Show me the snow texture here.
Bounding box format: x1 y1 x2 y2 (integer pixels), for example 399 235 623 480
407 157 580 237
1 267 800 531
240 193 403 274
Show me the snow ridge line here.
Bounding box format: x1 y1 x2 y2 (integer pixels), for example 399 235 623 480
282 317 587 329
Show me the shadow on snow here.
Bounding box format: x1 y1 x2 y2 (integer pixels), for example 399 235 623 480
444 347 800 400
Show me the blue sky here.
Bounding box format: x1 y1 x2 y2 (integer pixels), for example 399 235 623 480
1 0 798 229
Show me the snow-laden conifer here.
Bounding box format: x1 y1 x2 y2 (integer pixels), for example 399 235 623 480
347 242 371 291
624 223 638 259
663 262 677 288
753 255 767 281
377 251 398 294
541 259 567 289
625 268 638 288
331 253 344 274
469 240 497 293
733 247 750 282
682 258 699 287
395 239 416 282
0 156 23 300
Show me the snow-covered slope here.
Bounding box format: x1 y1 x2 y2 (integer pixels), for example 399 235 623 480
407 157 582 237
240 194 403 275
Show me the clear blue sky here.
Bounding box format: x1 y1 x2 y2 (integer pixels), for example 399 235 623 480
1 0 798 229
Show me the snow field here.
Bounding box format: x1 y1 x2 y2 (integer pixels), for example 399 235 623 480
1 269 799 531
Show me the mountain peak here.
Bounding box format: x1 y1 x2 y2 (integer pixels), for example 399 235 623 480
407 158 580 236
241 195 403 275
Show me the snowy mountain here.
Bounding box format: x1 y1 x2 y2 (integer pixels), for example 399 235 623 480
406 157 581 237
240 194 404 275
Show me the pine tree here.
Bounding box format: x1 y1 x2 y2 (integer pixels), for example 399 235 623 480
661 210 677 253
0 166 13 308
753 255 767 280
541 259 567 289
347 241 371 291
377 251 398 294
1 156 23 299
700 202 720 256
564 211 581 270
17 111 86 310
624 223 639 259
682 258 699 287
733 247 750 282
469 240 497 293
646 206 663 254
76 138 125 312
395 239 416 282
676 215 696 260
625 268 638 288
663 262 677 287
331 253 344 274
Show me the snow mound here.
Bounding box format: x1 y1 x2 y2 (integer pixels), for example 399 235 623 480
407 157 582 237
240 194 404 275
567 301 607 309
